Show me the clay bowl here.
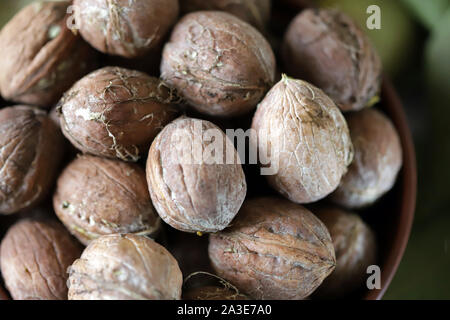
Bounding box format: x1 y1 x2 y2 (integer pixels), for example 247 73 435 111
0 0 416 301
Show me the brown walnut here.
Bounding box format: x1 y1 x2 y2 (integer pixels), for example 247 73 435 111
282 9 382 112
0 1 96 107
58 66 179 162
0 105 64 214
251 76 353 204
0 218 82 300
53 155 160 246
331 108 403 208
161 11 276 117
67 234 183 300
314 206 377 298
146 117 247 233
74 0 179 58
180 0 271 32
208 197 336 300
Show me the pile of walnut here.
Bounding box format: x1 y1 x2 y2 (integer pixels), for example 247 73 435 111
0 0 402 300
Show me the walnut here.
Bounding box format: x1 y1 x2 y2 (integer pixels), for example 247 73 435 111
0 1 96 107
73 0 179 58
0 105 64 214
209 197 336 300
331 108 403 208
161 11 276 117
180 0 271 31
146 116 247 233
53 154 161 246
282 9 382 111
0 218 82 300
251 76 353 204
314 206 377 298
67 234 183 300
58 66 179 162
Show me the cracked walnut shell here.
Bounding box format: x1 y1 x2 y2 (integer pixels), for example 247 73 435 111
53 155 160 246
0 105 64 215
146 117 247 233
0 218 82 300
67 234 182 300
161 11 276 117
0 1 96 107
208 197 336 300
282 9 382 112
251 76 353 204
58 66 179 162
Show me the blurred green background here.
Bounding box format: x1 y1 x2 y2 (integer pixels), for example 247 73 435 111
1 0 449 299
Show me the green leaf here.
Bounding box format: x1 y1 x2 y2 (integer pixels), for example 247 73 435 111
400 0 449 30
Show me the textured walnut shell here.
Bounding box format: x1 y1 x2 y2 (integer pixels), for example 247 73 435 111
331 108 403 208
0 1 96 107
314 207 377 298
183 286 249 300
251 76 353 204
208 197 336 300
58 66 179 161
282 9 382 112
74 0 179 58
0 106 64 214
180 0 271 32
0 219 82 300
146 117 247 233
68 234 182 300
53 155 160 246
161 11 276 117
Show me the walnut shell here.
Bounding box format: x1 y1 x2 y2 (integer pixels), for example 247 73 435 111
53 155 160 246
161 11 276 117
314 207 377 298
208 197 336 300
251 76 353 204
58 66 179 162
146 117 247 233
331 108 403 208
180 0 271 31
0 1 96 107
183 286 249 300
67 234 182 300
0 218 82 300
74 0 179 58
282 9 382 112
0 106 64 214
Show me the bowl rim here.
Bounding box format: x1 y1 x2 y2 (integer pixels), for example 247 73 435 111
362 78 417 300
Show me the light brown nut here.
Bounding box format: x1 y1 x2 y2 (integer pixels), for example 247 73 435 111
183 286 249 300
67 234 182 300
74 0 179 58
53 155 160 246
331 108 403 208
146 117 247 233
314 206 377 298
0 1 96 107
251 76 353 204
58 66 179 162
0 219 82 300
282 9 382 112
180 0 271 31
161 11 276 117
0 106 64 214
208 197 336 300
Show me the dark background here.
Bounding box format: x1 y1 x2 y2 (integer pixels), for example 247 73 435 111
1 0 449 299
